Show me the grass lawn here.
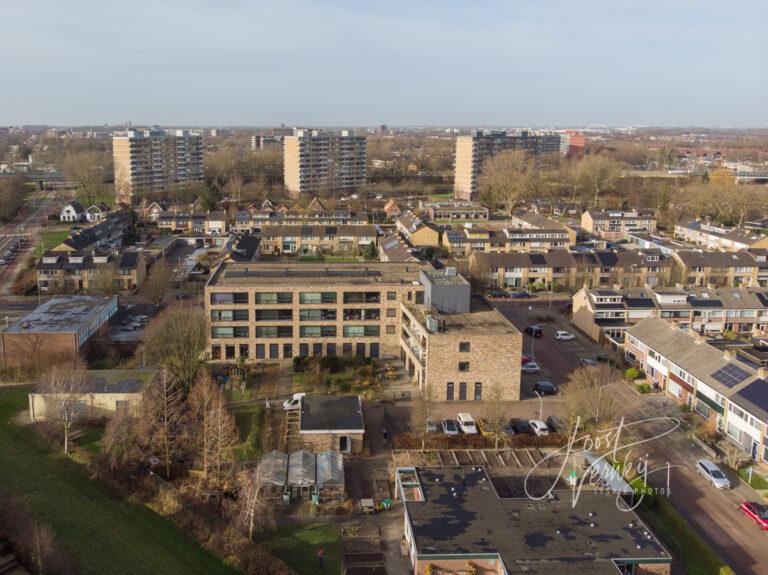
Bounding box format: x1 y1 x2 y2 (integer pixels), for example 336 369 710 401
36 229 71 252
738 466 768 491
0 386 238 575
233 403 265 460
259 523 342 575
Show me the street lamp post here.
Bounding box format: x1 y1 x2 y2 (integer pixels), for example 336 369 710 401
535 390 543 421
596 385 603 424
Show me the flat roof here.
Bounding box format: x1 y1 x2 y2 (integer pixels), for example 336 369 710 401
207 261 424 287
404 467 669 572
406 297 519 336
82 369 157 393
6 296 117 334
300 395 364 433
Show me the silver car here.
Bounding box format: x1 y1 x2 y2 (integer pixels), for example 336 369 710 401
696 459 730 489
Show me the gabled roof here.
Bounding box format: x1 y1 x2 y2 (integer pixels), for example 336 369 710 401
63 200 84 213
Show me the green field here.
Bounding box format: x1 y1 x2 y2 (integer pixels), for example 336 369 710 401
36 229 71 252
259 523 342 575
0 386 238 575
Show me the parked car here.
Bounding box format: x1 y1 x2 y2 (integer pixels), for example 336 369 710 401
457 412 478 435
425 419 438 434
502 422 516 436
524 325 543 338
509 418 532 435
534 381 559 395
510 291 533 299
695 459 731 489
521 361 541 374
546 415 565 434
282 392 306 411
529 420 550 436
739 501 768 530
0 259 6 266
442 419 459 436
521 354 533 365
554 330 575 341
579 358 597 368
487 289 509 299
596 353 611 363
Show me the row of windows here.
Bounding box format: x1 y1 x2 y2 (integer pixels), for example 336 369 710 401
211 325 383 339
445 382 483 401
210 290 401 305
210 341 380 360
210 308 399 322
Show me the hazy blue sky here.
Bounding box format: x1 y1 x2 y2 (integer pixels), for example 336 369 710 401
2 0 766 126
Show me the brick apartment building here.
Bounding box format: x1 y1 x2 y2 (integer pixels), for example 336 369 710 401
205 262 522 402
581 209 657 241
258 224 377 255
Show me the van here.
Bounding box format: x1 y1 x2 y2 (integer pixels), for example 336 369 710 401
457 412 477 434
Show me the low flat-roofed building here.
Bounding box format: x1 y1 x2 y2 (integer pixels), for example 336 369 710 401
299 394 364 454
421 200 489 222
1 296 118 366
397 466 671 575
28 369 156 421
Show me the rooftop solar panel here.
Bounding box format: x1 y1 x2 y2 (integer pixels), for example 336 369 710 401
711 363 752 389
529 254 546 265
735 379 768 412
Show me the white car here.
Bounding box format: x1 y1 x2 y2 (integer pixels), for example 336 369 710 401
529 420 550 436
282 392 306 411
696 459 731 489
555 330 575 341
457 412 478 435
521 361 541 374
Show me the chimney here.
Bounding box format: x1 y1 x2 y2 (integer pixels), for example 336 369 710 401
757 367 767 379
723 349 737 360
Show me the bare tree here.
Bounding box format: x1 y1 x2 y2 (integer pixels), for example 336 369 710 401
101 410 144 470
479 149 538 215
40 362 88 454
143 259 172 306
575 154 622 208
410 386 436 451
186 371 239 492
563 365 620 433
62 150 111 206
30 522 55 575
140 369 184 478
237 466 274 540
143 305 207 392
91 261 119 296
483 385 509 449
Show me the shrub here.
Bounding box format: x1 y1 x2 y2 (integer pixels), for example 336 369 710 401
625 367 642 380
319 355 343 373
636 383 651 394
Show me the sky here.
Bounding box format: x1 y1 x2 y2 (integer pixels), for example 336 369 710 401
1 0 767 127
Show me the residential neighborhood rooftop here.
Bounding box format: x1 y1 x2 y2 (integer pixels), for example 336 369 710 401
7 296 117 334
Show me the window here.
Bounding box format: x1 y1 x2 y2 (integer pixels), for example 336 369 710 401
387 308 397 318
239 344 249 359
387 291 396 301
300 309 336 321
312 343 323 356
343 308 380 320
255 292 292 304
283 343 293 358
225 345 235 359
327 343 336 356
115 400 130 416
343 325 380 337
211 326 249 338
211 292 248 305
458 361 470 372
668 380 681 398
300 291 337 304
446 382 454 401
343 291 380 304
459 342 470 353
695 398 712 418
211 345 221 360
386 325 396 335
342 343 353 355
255 344 265 359
211 309 249 321
255 326 293 338
300 326 337 337
726 421 742 442
459 382 467 400
299 343 309 357
474 382 483 401
255 309 293 321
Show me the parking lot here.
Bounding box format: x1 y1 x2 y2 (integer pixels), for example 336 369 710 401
492 301 613 390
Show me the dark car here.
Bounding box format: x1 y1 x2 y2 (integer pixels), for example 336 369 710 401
524 325 543 338
596 353 611 363
546 415 565 434
510 291 533 299
509 418 532 435
487 289 509 299
534 381 559 395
